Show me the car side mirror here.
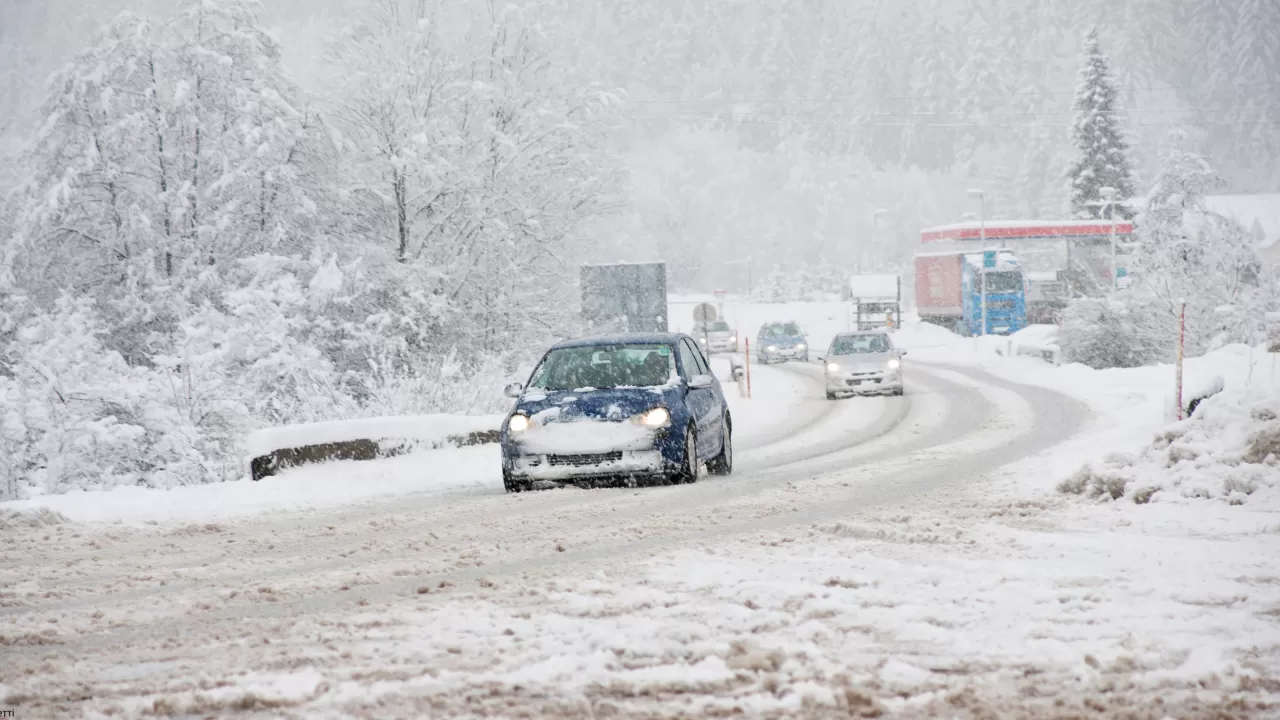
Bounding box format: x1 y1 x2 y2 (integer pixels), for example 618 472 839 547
899 349 908 356
816 355 826 363
687 374 714 390
503 382 523 398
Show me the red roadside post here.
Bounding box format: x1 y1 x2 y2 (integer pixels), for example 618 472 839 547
1175 301 1186 420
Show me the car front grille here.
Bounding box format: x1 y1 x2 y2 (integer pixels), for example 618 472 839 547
547 451 624 467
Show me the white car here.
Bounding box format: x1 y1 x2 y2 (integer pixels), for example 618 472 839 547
692 320 739 354
821 331 905 399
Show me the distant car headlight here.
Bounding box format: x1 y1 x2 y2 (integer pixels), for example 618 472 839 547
797 343 806 350
826 362 840 373
507 414 529 433
767 345 777 351
698 337 707 344
638 407 670 427
730 335 737 342
887 358 901 370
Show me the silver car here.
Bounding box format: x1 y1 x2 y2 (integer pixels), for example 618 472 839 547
692 320 738 354
821 331 906 399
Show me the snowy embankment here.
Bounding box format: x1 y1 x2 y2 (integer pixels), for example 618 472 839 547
0 358 822 525
896 320 1280 510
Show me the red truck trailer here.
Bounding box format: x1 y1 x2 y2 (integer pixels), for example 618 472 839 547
914 252 965 326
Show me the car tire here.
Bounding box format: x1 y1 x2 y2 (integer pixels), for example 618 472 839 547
892 387 905 397
502 469 531 493
707 418 732 475
826 391 838 401
676 427 700 484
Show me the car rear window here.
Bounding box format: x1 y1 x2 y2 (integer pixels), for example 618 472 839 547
830 334 891 354
528 344 675 390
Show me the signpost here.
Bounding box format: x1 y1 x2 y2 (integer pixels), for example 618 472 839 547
692 302 716 324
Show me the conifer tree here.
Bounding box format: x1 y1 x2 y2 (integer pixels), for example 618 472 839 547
1067 29 1136 220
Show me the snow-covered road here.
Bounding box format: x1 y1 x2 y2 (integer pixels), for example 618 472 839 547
3 358 1277 718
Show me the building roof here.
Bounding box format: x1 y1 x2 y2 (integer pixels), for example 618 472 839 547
921 220 1134 243
1204 194 1280 249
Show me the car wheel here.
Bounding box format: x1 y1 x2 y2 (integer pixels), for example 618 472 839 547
676 427 700 484
708 418 732 475
502 469 531 493
892 387 905 397
826 391 838 401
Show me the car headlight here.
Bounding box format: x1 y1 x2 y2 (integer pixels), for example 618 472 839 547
767 345 777 351
797 344 806 350
637 407 670 427
826 362 840 373
698 337 707 344
730 335 737 342
507 414 529 433
887 358 901 370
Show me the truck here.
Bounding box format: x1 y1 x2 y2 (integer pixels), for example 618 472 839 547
914 249 1028 336
580 262 668 334
919 220 1134 324
843 274 902 331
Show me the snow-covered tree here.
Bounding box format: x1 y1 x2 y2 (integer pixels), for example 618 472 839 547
326 0 620 354
1132 135 1267 353
1067 28 1136 220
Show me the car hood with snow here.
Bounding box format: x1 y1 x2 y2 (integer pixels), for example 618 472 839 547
826 350 897 371
515 386 671 425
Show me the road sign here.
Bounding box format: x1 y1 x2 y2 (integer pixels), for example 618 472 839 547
983 250 997 268
693 302 717 324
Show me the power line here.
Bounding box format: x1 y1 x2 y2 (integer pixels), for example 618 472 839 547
625 81 1280 105
625 115 1280 129
626 106 1280 121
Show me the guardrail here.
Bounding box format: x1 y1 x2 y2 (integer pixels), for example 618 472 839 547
250 428 500 481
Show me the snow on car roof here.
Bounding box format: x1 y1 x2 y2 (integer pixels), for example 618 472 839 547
552 333 683 349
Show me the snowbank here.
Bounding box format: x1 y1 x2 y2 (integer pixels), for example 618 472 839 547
1062 388 1280 506
2 445 499 525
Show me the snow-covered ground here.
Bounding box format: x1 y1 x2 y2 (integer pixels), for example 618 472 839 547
2 306 1279 718
0 357 834 525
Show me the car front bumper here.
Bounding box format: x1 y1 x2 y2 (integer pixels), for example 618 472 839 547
505 449 669 483
700 338 738 353
762 347 806 360
826 370 902 394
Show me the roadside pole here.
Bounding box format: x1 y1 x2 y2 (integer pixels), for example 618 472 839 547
1175 301 1187 420
980 265 988 336
744 339 752 400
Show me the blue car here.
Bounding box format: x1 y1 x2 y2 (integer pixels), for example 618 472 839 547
499 333 733 492
756 321 810 364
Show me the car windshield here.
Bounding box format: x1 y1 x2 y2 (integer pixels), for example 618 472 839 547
764 322 802 337
830 334 892 354
983 271 1024 294
528 344 674 390
707 321 731 332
